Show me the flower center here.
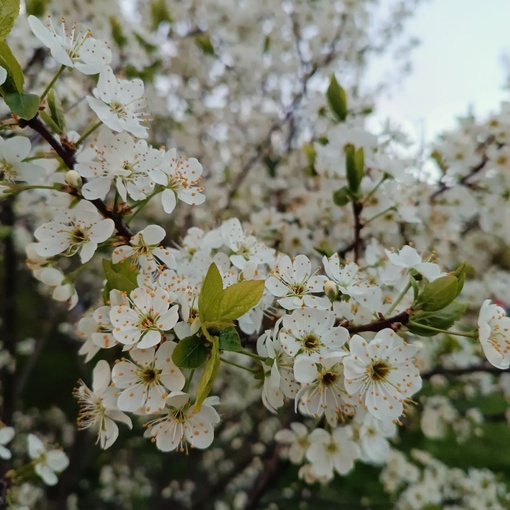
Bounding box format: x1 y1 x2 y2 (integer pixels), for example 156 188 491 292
141 367 160 384
302 333 320 350
368 360 391 382
321 371 337 386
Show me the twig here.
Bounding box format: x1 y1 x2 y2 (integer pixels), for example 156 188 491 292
20 116 134 240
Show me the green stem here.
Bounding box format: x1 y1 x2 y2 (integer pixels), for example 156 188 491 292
40 65 66 101
76 121 102 146
17 184 60 192
386 282 411 315
239 349 266 362
183 369 195 393
408 321 476 338
362 175 387 205
363 206 396 225
220 357 258 374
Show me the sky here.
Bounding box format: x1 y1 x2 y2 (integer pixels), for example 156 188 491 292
372 0 510 142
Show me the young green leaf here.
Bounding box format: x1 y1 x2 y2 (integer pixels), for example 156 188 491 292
326 73 347 122
102 259 138 300
415 274 459 312
47 89 66 132
193 335 220 411
0 0 20 40
215 279 265 321
408 301 468 336
0 40 24 93
199 263 225 323
218 327 242 353
172 336 209 369
345 144 364 194
4 92 39 119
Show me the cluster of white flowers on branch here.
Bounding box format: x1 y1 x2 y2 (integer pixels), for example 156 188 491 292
0 0 509 507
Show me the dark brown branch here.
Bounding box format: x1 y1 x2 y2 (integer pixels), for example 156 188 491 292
0 199 17 424
244 443 283 510
345 310 410 335
352 201 363 263
20 116 134 240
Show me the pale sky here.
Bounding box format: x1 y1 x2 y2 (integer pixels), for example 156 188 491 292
373 0 510 142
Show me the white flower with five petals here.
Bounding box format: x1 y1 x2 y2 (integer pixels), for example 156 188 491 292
112 341 185 414
27 434 69 486
110 286 179 349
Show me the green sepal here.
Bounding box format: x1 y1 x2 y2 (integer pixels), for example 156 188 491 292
218 327 242 353
0 0 20 40
172 335 210 369
326 73 347 122
4 92 39 119
193 335 220 411
408 301 468 337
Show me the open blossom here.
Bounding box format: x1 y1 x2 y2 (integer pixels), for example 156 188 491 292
279 308 349 361
382 246 442 285
110 286 179 349
266 254 330 310
220 218 275 270
28 15 111 74
478 299 510 369
112 341 185 414
112 225 176 274
87 66 148 138
76 130 162 201
74 360 132 449
33 200 114 263
295 353 350 426
27 434 69 486
144 392 220 452
275 422 310 464
149 149 205 214
0 136 44 183
306 426 360 478
343 329 422 420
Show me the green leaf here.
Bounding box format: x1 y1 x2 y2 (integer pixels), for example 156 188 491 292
345 144 364 194
416 275 459 312
25 0 46 17
326 73 347 122
333 186 351 206
102 259 138 303
39 110 62 134
408 301 468 337
0 40 24 93
218 327 242 352
0 0 20 40
198 263 225 324
194 335 220 411
216 279 265 321
172 336 209 369
4 92 39 119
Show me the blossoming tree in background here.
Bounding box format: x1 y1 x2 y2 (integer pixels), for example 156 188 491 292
0 0 509 508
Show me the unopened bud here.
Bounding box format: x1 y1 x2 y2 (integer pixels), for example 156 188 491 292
324 280 339 302
65 170 82 189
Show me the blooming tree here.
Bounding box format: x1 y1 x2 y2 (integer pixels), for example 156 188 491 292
0 0 509 508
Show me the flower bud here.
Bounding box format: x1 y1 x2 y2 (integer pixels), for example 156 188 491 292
324 280 339 302
65 170 82 189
